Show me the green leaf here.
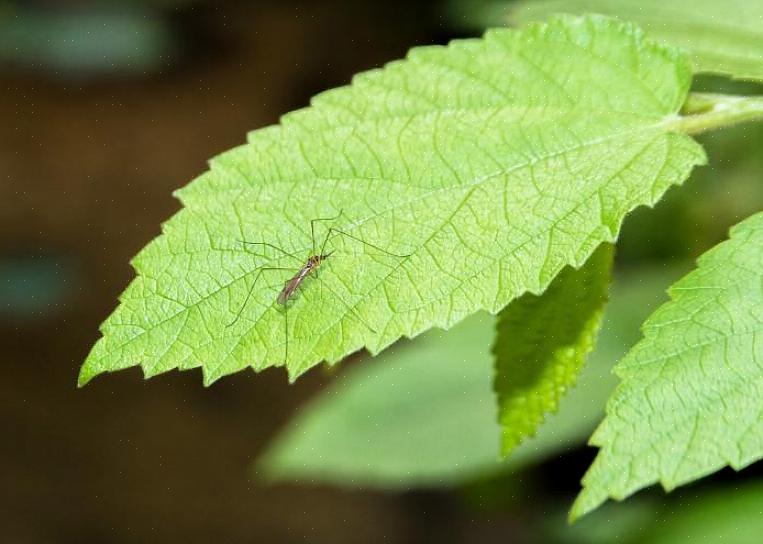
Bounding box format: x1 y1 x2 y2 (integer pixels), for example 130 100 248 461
509 0 763 82
572 211 763 520
79 15 705 386
259 312 502 488
552 481 763 544
257 266 685 488
494 243 613 456
645 481 763 544
553 499 659 544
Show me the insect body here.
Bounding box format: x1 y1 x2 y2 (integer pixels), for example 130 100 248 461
229 210 409 366
277 251 333 305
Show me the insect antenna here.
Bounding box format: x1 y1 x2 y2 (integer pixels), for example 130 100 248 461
238 240 301 262
310 209 344 255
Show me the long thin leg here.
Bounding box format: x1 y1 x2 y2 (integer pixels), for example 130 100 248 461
310 209 343 255
227 266 292 327
284 302 288 366
315 273 378 334
322 227 411 258
238 240 301 262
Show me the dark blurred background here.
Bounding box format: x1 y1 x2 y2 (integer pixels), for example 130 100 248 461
3 1 763 543
1 1 463 542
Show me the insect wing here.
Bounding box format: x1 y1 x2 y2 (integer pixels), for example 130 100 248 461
277 265 310 304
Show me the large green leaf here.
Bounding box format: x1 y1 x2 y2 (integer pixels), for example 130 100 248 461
573 211 763 519
79 15 705 386
258 266 685 488
494 244 612 455
509 0 763 82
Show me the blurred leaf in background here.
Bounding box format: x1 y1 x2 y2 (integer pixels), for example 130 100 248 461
510 0 763 82
552 498 659 544
0 2 182 77
551 480 763 544
642 480 763 544
449 0 763 82
0 254 71 319
258 264 687 489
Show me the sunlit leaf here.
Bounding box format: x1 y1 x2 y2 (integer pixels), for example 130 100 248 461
80 15 704 386
573 211 763 519
510 0 763 82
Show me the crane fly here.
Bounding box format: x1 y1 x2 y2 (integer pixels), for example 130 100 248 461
276 251 333 305
228 210 410 366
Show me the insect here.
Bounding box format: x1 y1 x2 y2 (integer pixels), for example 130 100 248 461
228 210 410 365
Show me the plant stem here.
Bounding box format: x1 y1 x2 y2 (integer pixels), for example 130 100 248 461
666 93 763 135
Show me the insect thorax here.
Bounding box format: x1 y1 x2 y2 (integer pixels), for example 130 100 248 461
309 255 322 267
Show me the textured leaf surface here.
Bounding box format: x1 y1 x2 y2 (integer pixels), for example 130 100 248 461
258 266 684 488
79 15 705 386
573 211 763 519
494 244 612 456
510 0 763 82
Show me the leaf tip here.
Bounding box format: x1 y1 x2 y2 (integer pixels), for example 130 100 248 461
77 367 94 388
77 356 101 388
569 486 606 523
201 367 222 388
285 366 304 384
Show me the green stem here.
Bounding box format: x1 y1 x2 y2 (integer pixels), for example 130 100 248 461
666 92 763 135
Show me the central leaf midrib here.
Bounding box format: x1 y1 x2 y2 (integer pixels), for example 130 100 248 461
275 89 662 140
149 119 668 272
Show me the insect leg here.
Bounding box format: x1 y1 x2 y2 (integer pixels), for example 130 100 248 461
310 209 343 255
315 274 378 334
238 240 301 262
322 227 411 258
227 266 292 327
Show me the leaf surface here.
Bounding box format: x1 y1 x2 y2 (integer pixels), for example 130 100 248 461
494 243 612 456
79 15 704 386
510 0 763 82
573 211 763 519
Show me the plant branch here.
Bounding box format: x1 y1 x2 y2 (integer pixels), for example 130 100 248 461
666 93 763 135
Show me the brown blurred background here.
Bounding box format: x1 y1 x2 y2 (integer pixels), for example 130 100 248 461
1 1 495 542
4 1 763 542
